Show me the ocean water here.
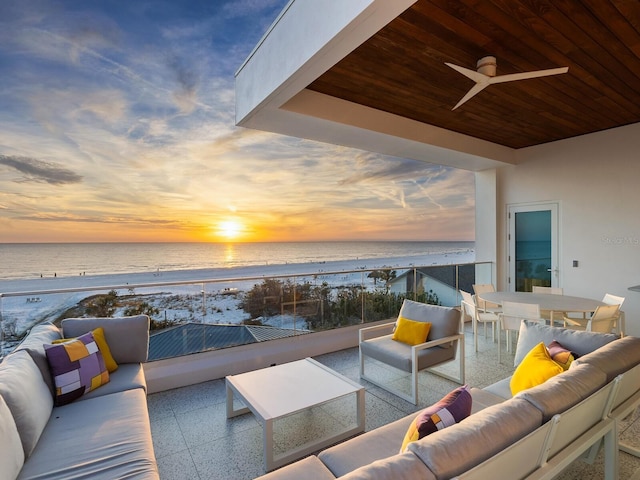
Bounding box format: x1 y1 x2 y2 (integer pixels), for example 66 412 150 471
0 241 474 280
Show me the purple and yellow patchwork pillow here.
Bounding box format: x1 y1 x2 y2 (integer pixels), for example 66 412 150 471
401 385 472 452
44 331 109 406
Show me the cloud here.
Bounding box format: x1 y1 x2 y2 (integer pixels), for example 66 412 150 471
0 155 83 185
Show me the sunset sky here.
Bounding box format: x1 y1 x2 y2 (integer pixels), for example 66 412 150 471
0 0 475 243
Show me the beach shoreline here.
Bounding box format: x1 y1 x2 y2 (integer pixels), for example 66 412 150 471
0 250 475 294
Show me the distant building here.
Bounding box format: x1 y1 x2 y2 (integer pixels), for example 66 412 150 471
388 265 475 307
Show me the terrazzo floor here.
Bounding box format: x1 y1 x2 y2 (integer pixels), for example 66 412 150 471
147 322 640 480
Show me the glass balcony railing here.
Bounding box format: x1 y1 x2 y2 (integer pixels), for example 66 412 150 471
0 261 493 360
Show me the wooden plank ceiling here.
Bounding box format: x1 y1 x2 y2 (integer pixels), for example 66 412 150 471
308 0 640 149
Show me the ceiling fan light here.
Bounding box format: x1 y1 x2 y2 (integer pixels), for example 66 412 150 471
477 56 497 77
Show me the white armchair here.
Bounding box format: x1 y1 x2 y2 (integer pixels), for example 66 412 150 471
359 300 465 405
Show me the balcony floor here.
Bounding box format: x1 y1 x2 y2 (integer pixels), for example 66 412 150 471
147 322 640 479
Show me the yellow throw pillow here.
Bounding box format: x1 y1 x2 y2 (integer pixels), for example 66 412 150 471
510 342 563 395
392 316 431 346
53 327 118 373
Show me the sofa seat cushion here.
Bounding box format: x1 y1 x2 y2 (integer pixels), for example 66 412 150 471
514 320 618 367
340 452 437 480
482 377 512 400
515 363 607 422
77 363 147 401
318 413 415 477
469 387 505 412
0 394 24 480
17 389 158 480
407 397 543 479
360 336 455 372
573 336 640 381
0 350 53 458
254 456 336 480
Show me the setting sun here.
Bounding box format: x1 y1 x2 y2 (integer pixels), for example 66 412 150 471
216 220 244 240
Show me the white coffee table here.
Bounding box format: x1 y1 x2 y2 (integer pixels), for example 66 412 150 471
226 357 365 472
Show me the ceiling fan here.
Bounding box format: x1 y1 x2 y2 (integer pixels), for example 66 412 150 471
445 56 569 110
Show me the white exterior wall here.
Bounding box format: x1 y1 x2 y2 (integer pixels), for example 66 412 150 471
494 123 640 336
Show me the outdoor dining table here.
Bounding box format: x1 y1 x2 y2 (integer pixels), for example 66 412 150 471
479 291 606 324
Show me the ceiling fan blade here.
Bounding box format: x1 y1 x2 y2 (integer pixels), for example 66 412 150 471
445 62 489 84
452 83 489 110
489 67 569 84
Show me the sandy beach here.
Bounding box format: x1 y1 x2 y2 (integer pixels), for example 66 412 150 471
0 250 475 338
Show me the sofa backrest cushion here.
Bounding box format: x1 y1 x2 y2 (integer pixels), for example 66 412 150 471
62 315 149 364
0 394 24 480
399 301 459 346
515 362 607 422
573 335 640 382
407 397 542 478
339 452 437 480
514 320 618 367
0 350 53 457
14 323 62 354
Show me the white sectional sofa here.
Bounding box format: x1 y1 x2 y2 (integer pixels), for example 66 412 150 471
0 315 159 480
257 320 640 480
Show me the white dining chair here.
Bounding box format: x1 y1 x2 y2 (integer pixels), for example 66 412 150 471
564 293 625 335
532 286 564 295
472 284 501 314
565 304 621 335
498 301 543 363
461 291 498 352
532 286 564 324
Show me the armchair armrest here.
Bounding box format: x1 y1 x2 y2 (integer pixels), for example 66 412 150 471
412 332 464 352
359 321 396 342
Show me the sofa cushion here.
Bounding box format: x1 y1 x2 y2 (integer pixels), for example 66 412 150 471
392 317 431 346
572 336 640 382
339 452 437 480
254 456 336 480
398 301 459 347
407 397 543 479
0 350 53 458
62 315 150 364
514 320 617 367
318 414 415 477
0 394 24 480
78 363 147 401
510 342 564 395
14 323 62 398
360 336 456 373
45 331 110 406
17 389 158 480
469 387 506 412
401 385 471 452
515 362 607 422
14 323 62 354
482 377 512 400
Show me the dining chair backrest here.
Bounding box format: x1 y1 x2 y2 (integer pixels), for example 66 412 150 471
602 293 625 307
460 290 474 306
587 304 620 333
500 301 541 330
461 299 476 319
473 284 500 310
532 286 564 295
